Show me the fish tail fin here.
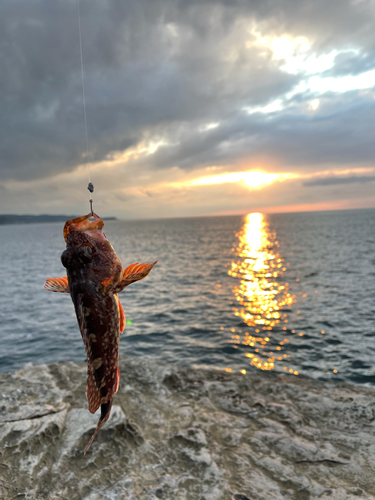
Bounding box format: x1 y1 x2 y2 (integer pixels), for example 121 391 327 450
84 400 112 455
113 261 158 293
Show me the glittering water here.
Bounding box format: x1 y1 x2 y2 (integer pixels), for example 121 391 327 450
0 209 375 385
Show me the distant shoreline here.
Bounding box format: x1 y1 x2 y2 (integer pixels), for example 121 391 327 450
1 206 374 226
0 215 117 225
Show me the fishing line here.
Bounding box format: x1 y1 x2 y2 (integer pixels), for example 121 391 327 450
77 0 94 213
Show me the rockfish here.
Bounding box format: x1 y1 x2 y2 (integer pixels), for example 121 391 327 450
44 213 157 453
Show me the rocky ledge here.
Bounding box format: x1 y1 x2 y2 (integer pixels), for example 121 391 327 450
1 356 375 500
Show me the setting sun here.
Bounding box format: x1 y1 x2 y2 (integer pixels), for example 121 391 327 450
242 171 280 188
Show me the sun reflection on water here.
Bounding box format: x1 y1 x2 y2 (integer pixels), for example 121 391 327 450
228 213 297 373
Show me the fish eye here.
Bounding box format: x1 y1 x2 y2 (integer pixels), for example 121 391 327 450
61 248 72 269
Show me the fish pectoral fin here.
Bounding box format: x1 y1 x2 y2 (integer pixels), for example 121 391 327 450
113 261 158 293
44 276 70 293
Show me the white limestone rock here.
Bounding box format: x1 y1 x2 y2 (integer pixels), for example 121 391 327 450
0 356 375 499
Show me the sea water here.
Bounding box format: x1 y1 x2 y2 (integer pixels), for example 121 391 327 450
0 209 374 385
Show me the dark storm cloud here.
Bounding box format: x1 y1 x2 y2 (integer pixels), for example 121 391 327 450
1 0 375 182
304 175 375 186
131 90 375 173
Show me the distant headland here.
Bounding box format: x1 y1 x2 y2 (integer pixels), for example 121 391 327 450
0 215 117 225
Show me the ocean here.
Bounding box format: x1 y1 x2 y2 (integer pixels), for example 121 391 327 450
1 209 374 385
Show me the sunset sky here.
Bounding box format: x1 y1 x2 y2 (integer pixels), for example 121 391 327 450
1 0 375 219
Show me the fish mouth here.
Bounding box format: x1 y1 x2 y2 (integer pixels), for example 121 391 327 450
63 213 105 242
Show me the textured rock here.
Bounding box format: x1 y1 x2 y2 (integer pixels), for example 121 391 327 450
1 356 375 499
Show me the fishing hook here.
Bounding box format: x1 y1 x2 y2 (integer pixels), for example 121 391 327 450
88 182 94 214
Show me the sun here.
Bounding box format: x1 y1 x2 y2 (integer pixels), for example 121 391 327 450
241 171 280 188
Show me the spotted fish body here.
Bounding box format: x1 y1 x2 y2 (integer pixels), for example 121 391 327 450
44 213 157 453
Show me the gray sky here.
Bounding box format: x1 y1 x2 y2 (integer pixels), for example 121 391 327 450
1 0 375 218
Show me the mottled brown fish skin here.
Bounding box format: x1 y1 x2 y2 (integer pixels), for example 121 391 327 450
45 213 157 453
45 213 157 454
61 224 123 453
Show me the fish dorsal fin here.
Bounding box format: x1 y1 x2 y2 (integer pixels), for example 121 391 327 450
113 261 158 294
44 277 70 293
118 298 126 333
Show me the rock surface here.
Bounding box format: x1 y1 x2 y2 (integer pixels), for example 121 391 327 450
1 356 375 499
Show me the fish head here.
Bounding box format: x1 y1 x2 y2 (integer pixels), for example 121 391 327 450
61 213 122 291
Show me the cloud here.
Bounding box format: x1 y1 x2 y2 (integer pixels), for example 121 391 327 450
323 50 375 78
1 0 375 216
1 0 297 181
304 175 375 186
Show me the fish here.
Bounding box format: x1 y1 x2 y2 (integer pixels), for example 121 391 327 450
44 212 157 454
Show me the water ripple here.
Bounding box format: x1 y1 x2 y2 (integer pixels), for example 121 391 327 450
0 210 374 385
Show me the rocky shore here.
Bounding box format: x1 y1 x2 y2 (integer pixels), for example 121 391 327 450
1 356 375 500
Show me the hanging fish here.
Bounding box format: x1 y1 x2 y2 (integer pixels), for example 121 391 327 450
44 213 157 453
